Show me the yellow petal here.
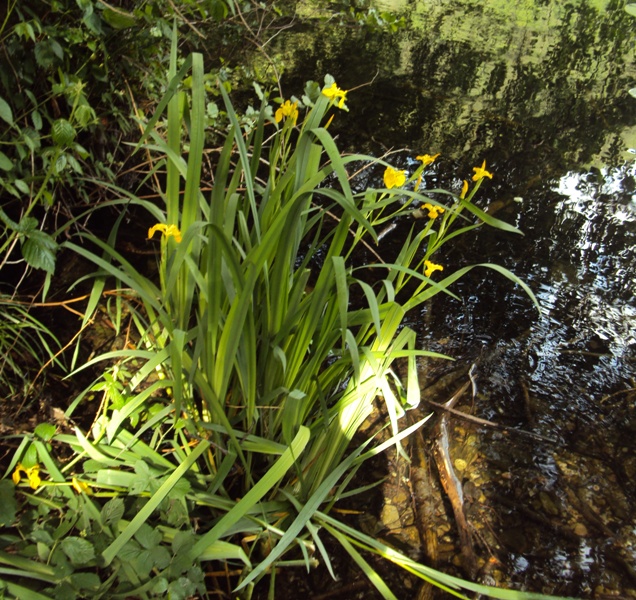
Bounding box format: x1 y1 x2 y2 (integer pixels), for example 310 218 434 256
148 223 181 243
472 160 493 181
416 153 440 166
423 203 444 219
424 260 444 277
460 180 469 199
148 223 166 239
383 166 406 189
12 466 22 485
164 224 182 243
322 83 339 99
26 464 41 490
72 477 90 494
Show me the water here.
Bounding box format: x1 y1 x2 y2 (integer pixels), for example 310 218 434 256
270 0 636 595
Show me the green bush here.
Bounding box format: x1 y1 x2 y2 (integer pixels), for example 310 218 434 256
0 25 557 598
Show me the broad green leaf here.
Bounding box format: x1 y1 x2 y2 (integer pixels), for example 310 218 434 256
0 480 17 527
135 523 162 550
22 230 58 273
0 151 13 171
101 439 210 566
75 104 95 128
629 87 636 99
34 423 56 442
0 97 13 125
151 545 171 570
70 572 100 591
31 110 43 130
60 537 95 565
34 39 64 68
17 216 38 233
168 576 198 600
625 3 636 16
101 497 125 527
13 179 30 194
131 460 153 494
151 578 169 595
13 22 37 42
51 119 76 147
54 152 67 173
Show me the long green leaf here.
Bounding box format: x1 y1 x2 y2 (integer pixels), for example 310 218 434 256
188 425 310 560
3 581 57 600
317 512 575 600
324 525 399 600
101 438 210 565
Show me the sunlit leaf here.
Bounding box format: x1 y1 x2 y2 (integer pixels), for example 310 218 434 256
625 3 636 17
34 423 56 442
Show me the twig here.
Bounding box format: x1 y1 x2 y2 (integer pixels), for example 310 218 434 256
423 399 558 444
432 379 478 578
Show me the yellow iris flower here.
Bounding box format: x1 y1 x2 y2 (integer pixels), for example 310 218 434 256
72 477 91 495
148 223 182 243
322 82 348 109
424 260 443 278
416 153 440 166
422 202 445 219
472 160 493 182
383 166 407 189
12 463 41 489
275 100 299 125
460 180 469 199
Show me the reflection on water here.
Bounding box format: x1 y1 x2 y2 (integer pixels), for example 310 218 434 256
273 0 636 595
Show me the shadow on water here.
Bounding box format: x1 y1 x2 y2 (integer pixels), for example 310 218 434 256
270 0 636 596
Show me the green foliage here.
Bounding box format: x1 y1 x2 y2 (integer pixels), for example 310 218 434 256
1 424 217 599
0 0 240 278
627 4 636 98
0 295 61 397
0 0 256 404
339 0 407 32
4 32 540 599
0 12 554 600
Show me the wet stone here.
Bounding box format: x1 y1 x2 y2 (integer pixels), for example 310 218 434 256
538 491 561 516
573 523 588 537
381 503 401 529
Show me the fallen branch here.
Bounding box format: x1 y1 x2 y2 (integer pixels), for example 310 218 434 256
423 398 558 444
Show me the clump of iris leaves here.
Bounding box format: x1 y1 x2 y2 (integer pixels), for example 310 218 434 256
0 13 574 600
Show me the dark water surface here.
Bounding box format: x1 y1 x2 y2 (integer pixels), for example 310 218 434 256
271 0 636 596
